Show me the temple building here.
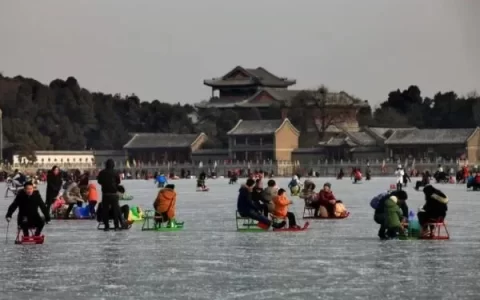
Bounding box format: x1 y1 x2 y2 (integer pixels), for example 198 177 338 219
195 66 371 147
195 65 297 118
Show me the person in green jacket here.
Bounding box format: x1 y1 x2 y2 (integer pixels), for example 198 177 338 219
384 195 404 239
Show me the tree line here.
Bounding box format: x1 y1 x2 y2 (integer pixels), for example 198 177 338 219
0 74 478 157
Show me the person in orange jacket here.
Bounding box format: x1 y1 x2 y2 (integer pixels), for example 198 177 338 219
153 184 183 227
86 183 98 218
272 188 300 229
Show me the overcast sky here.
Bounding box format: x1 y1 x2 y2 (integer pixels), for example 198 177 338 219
1 0 479 107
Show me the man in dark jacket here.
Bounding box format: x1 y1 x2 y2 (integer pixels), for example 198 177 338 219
6 182 50 236
237 178 284 230
45 166 63 212
97 159 124 231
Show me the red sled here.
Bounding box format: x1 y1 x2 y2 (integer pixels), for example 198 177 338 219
273 222 309 232
304 212 350 220
15 228 45 245
196 187 209 192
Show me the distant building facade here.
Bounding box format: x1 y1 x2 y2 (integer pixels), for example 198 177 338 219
123 133 208 163
12 150 127 169
226 118 299 161
195 66 370 148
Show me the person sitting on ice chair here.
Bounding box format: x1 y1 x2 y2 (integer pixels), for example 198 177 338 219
5 182 50 237
153 184 183 227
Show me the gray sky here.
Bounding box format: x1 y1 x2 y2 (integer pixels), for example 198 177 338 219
1 0 479 107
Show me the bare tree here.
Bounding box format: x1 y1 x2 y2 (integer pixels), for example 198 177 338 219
289 85 351 140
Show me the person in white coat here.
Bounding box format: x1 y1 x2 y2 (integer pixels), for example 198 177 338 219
395 165 405 190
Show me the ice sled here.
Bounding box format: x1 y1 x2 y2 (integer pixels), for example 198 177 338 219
141 210 184 231
235 211 264 232
15 228 45 245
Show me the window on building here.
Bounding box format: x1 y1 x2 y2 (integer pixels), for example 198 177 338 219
54 159 57 162
41 158 44 163
48 158 51 162
73 158 76 162
66 158 69 162
60 158 63 163
79 158 82 162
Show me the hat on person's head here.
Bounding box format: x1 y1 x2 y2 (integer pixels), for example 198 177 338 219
165 184 175 190
324 182 331 188
390 190 407 201
423 184 434 196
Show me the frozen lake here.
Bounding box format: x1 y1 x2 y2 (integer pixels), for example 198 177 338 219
0 177 479 300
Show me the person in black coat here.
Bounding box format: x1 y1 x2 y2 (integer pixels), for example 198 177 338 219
97 159 124 231
45 166 63 212
417 184 448 229
6 182 50 236
251 179 268 217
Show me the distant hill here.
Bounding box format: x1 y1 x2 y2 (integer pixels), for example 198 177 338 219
0 74 196 155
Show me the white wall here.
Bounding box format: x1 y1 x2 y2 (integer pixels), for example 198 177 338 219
13 151 95 167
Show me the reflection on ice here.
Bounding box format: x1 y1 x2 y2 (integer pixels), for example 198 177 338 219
0 177 479 299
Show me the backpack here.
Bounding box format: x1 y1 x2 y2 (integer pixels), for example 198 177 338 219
370 192 389 209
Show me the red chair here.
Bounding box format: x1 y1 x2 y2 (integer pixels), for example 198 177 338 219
15 227 45 245
421 218 449 240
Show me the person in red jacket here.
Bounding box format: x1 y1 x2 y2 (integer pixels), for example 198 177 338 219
318 182 337 217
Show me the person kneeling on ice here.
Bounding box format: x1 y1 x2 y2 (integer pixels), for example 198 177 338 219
288 175 301 195
417 185 448 236
237 178 285 230
63 177 85 219
153 184 183 227
272 189 300 229
371 190 408 239
155 173 167 188
5 182 50 237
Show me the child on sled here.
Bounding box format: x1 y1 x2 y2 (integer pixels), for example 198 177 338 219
154 184 183 227
272 188 300 229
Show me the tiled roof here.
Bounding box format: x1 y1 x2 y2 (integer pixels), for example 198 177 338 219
123 133 205 149
347 131 377 146
384 128 477 145
227 118 299 135
365 127 415 140
204 66 296 87
196 87 369 110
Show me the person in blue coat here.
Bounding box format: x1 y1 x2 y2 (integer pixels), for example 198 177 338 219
155 173 167 188
237 178 285 230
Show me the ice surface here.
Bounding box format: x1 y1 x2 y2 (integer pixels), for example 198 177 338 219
0 177 479 300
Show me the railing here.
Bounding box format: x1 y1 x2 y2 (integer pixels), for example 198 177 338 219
6 158 471 177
